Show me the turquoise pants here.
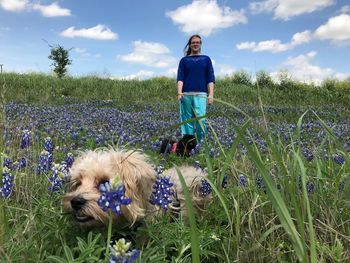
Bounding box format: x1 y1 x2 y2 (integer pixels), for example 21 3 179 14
180 94 207 142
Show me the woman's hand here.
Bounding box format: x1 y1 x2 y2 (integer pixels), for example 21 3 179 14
208 96 214 105
178 93 183 101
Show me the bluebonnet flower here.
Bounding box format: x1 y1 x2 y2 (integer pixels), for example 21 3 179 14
97 177 132 215
155 164 165 175
66 153 74 168
36 150 53 174
4 157 12 168
306 182 315 194
189 143 201 156
44 137 54 153
256 176 266 192
193 161 202 170
150 140 162 152
20 129 33 149
221 175 228 188
333 153 345 165
209 148 215 158
303 148 314 161
48 163 64 192
200 179 211 197
1 167 14 198
58 162 69 177
18 157 27 169
150 171 174 211
238 174 248 187
109 238 140 263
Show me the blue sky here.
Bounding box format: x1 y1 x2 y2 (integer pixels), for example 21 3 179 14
0 0 349 83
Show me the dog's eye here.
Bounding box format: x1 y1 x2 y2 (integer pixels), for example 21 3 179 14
70 181 81 191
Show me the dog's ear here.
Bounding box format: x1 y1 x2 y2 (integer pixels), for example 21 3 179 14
110 150 156 224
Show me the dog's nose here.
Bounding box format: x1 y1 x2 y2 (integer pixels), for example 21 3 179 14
71 196 86 211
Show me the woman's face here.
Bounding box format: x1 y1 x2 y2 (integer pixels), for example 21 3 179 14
190 37 201 54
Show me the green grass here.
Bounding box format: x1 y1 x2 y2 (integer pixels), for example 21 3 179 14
1 72 350 107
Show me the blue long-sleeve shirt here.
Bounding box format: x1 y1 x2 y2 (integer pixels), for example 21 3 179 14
177 55 215 94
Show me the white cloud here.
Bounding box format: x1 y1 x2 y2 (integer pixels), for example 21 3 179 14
0 0 28 12
166 0 247 36
237 30 312 53
291 30 313 45
73 48 101 58
74 48 87 53
118 41 177 68
32 2 71 17
163 67 178 77
314 14 350 43
217 64 236 77
237 40 290 53
111 70 155 80
249 0 335 20
60 24 118 40
249 0 277 14
274 51 349 84
340 5 350 14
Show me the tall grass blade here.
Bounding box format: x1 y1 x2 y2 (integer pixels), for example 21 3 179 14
234 126 306 262
174 166 200 263
293 152 317 262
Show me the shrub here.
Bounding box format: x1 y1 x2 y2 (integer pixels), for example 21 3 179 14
230 70 252 86
255 70 274 89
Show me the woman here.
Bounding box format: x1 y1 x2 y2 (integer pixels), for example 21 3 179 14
177 34 215 142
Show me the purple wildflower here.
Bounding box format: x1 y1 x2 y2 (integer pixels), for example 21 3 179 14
306 182 315 194
20 129 33 149
256 176 266 193
97 179 132 215
18 157 27 169
109 238 140 263
4 157 12 168
189 143 201 156
66 153 74 168
48 164 64 192
238 174 248 187
303 148 314 161
1 167 14 198
150 174 174 211
221 175 228 188
44 137 54 153
155 164 165 175
200 179 211 197
333 153 345 165
193 161 202 170
36 150 53 174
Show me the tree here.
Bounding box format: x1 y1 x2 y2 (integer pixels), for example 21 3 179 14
48 44 72 78
231 70 252 86
255 70 274 89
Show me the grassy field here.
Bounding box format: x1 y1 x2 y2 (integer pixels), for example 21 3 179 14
0 73 350 262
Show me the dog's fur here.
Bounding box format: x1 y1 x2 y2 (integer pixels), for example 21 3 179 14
160 134 197 157
63 148 209 227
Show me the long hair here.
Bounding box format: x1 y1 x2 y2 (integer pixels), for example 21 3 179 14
183 34 202 56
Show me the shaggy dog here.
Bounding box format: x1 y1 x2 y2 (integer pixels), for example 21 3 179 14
63 148 209 228
160 134 197 157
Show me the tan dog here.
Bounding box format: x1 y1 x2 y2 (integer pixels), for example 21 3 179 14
63 148 210 227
